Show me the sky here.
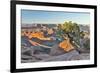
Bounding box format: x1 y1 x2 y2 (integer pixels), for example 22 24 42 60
21 10 90 25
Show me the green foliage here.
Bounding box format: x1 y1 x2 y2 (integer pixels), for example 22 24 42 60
61 21 73 33
57 21 90 50
61 21 80 45
60 21 80 34
58 21 80 45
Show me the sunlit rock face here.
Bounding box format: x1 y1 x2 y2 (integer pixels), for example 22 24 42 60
21 23 90 63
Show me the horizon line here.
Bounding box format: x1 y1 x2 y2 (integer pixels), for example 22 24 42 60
22 23 89 25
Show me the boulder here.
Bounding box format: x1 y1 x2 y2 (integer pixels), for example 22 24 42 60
42 50 79 61
34 54 51 60
49 44 66 56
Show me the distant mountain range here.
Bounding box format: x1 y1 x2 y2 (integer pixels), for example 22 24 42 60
22 23 90 32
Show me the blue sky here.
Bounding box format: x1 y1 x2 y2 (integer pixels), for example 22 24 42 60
21 10 90 25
